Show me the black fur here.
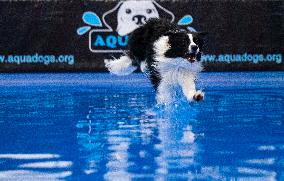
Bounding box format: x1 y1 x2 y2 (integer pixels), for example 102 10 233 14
127 18 205 90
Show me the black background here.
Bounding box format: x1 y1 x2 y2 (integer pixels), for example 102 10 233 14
0 0 283 72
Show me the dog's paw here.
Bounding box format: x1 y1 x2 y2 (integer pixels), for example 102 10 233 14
193 91 204 102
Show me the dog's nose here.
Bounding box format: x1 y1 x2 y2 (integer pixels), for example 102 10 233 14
132 15 146 25
191 45 198 52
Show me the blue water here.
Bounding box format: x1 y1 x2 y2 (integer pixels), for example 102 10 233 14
0 72 283 181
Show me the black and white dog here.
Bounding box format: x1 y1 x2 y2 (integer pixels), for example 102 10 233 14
105 19 206 104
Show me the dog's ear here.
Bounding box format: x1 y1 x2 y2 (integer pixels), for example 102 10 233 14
102 1 124 31
165 29 187 36
152 0 175 22
197 31 208 38
164 30 175 36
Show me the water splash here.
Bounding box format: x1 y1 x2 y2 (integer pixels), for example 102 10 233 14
153 88 199 123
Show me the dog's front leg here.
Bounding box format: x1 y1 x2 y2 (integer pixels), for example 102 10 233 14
179 74 204 102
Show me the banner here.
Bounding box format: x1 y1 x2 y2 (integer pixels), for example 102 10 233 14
0 0 283 72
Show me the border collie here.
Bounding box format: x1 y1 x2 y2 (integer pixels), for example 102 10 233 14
105 19 206 104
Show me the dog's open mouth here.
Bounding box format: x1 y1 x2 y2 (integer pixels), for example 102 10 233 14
184 53 197 63
183 52 202 63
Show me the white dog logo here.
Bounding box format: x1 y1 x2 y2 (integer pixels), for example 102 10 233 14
103 0 175 36
117 1 159 36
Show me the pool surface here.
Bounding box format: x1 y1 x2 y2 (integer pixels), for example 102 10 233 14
0 72 283 181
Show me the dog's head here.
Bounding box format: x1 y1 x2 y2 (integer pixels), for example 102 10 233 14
153 30 207 63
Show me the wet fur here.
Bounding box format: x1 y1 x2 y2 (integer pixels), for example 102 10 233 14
105 19 206 104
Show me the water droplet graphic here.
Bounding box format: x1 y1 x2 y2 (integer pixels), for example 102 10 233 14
178 15 193 25
77 26 91 35
187 27 197 32
83 12 102 27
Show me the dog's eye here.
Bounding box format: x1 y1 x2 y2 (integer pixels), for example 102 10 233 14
126 9 132 14
146 9 152 14
193 37 203 46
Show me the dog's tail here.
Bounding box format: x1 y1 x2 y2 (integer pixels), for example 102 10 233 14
104 55 137 76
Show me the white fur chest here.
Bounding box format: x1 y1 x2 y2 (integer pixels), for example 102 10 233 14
155 57 202 84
